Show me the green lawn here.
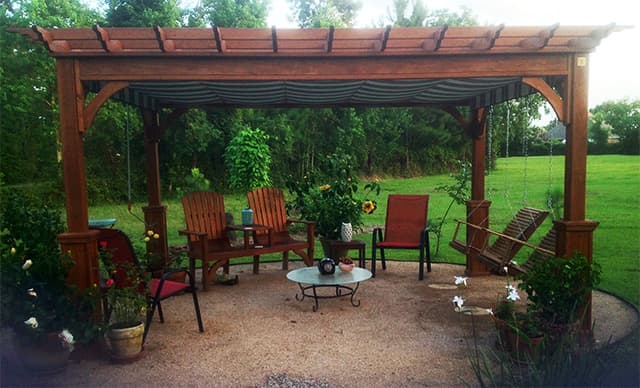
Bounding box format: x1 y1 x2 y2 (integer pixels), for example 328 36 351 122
89 155 640 306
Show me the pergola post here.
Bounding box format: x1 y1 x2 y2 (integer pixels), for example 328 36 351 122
55 58 99 290
466 108 491 276
555 53 599 331
142 110 169 265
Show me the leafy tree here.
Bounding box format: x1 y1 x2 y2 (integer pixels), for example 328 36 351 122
224 126 272 192
289 0 362 28
188 0 269 27
0 0 100 197
385 0 476 27
105 0 183 27
590 100 640 155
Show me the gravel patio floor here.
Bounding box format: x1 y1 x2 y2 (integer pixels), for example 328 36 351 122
2 261 637 387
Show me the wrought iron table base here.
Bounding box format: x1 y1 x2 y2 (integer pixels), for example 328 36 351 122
294 282 361 311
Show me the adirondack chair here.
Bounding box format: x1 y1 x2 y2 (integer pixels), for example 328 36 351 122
180 191 236 291
247 187 315 270
450 207 549 272
371 194 431 280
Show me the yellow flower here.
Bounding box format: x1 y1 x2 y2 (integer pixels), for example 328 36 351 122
362 200 376 214
153 233 160 239
10 247 16 255
22 259 33 270
320 184 331 191
144 236 151 242
147 230 154 236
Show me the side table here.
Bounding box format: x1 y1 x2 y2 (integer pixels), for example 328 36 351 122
326 239 366 268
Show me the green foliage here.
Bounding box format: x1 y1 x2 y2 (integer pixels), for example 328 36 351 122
0 193 100 345
544 186 563 221
518 253 602 325
428 160 471 255
289 0 361 28
224 126 272 192
286 154 380 239
106 0 183 27
188 0 269 27
589 99 640 155
176 168 211 199
386 0 477 27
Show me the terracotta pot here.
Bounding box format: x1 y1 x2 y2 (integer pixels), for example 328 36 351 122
493 316 544 362
13 332 71 375
105 322 144 362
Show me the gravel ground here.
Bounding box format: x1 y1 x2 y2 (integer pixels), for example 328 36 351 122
2 261 637 387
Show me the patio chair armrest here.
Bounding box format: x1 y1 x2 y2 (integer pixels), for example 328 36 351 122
179 229 207 239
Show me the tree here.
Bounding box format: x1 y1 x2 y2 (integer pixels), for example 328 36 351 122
289 0 362 28
188 0 269 28
385 0 476 27
0 0 100 198
105 0 183 27
224 126 272 192
590 100 640 155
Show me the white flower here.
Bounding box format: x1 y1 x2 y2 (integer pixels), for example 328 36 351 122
507 289 521 302
505 284 516 292
452 295 465 308
22 259 33 270
27 288 37 297
487 308 494 315
503 266 508 274
24 317 38 328
454 276 468 286
59 329 75 351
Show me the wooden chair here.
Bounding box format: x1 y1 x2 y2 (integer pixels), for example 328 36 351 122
371 194 431 280
180 191 234 291
450 207 549 272
94 228 204 344
247 187 315 270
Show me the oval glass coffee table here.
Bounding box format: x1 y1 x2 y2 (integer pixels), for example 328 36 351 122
286 266 372 311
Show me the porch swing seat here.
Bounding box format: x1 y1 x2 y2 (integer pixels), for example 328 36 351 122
509 226 557 275
450 207 549 271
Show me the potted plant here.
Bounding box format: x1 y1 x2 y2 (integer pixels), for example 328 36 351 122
100 246 149 362
0 194 100 374
286 154 380 255
518 253 601 337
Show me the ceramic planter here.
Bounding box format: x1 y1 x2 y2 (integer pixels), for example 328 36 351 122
105 321 145 362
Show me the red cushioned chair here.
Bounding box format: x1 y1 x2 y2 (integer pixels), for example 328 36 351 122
95 228 203 344
371 194 431 280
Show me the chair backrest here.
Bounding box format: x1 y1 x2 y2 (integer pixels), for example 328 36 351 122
383 194 429 243
95 228 140 289
248 187 290 243
182 191 230 246
485 207 549 261
521 227 557 273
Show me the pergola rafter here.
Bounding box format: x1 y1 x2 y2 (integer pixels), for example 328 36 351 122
9 24 626 330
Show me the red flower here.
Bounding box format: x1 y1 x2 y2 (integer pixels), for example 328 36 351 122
106 279 114 288
99 241 108 248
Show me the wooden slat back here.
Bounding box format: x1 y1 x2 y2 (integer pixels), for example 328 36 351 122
522 227 557 272
181 191 228 243
247 187 288 234
485 207 548 261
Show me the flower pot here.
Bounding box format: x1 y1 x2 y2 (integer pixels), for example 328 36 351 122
13 332 71 375
105 321 145 362
493 316 544 363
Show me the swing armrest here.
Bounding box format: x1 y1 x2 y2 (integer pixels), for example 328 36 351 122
453 220 554 256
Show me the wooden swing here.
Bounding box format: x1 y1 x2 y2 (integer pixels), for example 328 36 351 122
449 104 557 273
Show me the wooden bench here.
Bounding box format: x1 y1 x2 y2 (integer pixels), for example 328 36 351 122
180 191 315 291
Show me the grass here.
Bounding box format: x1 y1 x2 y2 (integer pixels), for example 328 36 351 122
89 155 640 307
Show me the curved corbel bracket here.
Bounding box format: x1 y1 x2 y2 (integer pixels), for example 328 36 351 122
521 77 565 123
83 81 130 130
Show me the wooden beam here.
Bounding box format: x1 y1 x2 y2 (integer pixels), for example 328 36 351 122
471 25 504 50
93 25 123 52
154 26 176 52
32 25 70 52
422 26 447 51
522 77 565 122
271 26 278 53
212 26 224 53
326 26 335 52
519 24 558 49
83 81 129 130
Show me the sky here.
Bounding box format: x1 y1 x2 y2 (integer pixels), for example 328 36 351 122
264 0 639 108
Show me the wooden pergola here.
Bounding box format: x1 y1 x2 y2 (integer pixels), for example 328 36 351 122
10 25 624 325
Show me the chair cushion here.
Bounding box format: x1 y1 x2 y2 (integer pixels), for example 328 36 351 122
150 278 188 299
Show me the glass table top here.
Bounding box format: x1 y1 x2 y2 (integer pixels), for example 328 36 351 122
286 266 372 285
